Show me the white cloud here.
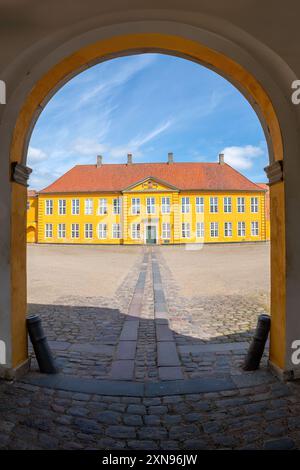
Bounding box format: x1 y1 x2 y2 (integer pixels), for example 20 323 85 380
220 145 264 170
72 139 107 156
27 146 47 163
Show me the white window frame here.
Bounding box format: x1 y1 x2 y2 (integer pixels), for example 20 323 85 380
196 197 204 213
210 222 219 238
84 223 93 239
72 199 80 215
45 199 53 215
85 198 93 215
113 198 120 215
98 223 107 239
58 223 66 239
131 198 141 215
132 223 141 239
98 198 107 215
251 221 259 236
182 222 190 238
237 197 245 213
196 221 204 238
224 222 232 237
71 223 79 239
181 197 190 214
210 197 218 213
161 197 170 214
251 197 259 213
58 199 66 215
162 222 171 239
238 221 246 237
112 223 121 239
224 197 232 213
45 223 53 238
146 197 155 215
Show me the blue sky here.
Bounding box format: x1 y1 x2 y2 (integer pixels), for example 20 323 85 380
28 53 268 189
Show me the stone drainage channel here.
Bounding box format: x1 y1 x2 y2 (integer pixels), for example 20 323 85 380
22 248 276 396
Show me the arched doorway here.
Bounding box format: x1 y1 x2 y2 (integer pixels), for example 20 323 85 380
3 32 287 379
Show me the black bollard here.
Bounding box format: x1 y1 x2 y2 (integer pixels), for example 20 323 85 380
243 314 271 371
27 314 58 374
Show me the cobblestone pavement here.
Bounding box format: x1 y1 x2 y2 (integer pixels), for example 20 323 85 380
1 378 300 449
2 243 299 450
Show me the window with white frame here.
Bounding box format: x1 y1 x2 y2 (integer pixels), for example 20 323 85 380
224 197 232 213
84 223 93 239
161 197 170 214
58 223 66 238
224 222 232 237
45 223 53 238
210 197 218 213
98 223 107 239
131 223 140 239
181 197 190 213
251 221 259 236
58 199 66 215
85 199 93 215
146 197 155 214
182 222 190 238
162 222 171 239
113 198 120 215
71 223 79 238
210 222 219 237
72 199 80 215
112 223 121 239
251 197 258 213
196 197 204 213
196 221 204 238
238 221 246 236
131 198 140 215
98 198 107 215
45 199 53 215
237 197 245 213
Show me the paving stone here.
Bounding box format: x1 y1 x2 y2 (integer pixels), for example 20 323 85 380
128 440 159 450
263 437 295 450
127 404 146 415
120 321 139 341
159 367 184 380
116 341 137 360
157 342 180 367
138 427 168 440
96 411 121 424
123 414 143 426
105 425 136 439
110 360 135 380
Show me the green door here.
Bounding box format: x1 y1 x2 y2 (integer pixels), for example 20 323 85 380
146 225 156 244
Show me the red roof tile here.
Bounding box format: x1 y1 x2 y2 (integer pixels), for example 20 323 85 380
40 162 265 193
27 189 37 197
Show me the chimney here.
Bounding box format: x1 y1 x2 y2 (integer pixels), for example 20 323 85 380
168 152 174 164
219 153 225 165
96 155 103 167
127 153 133 165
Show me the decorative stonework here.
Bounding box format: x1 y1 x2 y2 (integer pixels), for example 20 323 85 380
11 162 32 186
264 160 284 185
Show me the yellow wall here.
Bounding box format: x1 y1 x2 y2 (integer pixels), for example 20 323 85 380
26 195 38 243
33 183 269 245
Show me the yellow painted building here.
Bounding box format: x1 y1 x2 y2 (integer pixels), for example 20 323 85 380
27 154 270 245
26 190 38 243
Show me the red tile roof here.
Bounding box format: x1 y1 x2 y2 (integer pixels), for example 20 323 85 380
40 162 265 193
27 189 37 197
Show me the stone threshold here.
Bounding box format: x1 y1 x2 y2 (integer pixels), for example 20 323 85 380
19 369 277 397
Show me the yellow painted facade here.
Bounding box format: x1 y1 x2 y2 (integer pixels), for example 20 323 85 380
28 177 270 245
26 192 38 243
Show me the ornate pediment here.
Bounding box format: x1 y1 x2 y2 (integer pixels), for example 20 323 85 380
123 176 178 193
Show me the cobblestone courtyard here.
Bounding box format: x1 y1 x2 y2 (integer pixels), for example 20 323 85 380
2 243 300 450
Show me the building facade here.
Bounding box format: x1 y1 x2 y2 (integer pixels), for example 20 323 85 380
27 154 270 245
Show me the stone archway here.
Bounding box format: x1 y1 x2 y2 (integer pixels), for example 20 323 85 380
1 32 288 379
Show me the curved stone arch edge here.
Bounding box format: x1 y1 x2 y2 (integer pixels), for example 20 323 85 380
0 28 291 379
